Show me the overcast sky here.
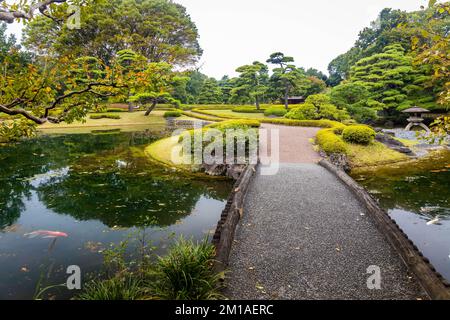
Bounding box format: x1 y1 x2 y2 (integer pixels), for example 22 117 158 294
6 0 430 78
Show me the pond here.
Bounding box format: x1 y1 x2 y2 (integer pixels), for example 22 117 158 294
0 128 233 300
351 150 450 282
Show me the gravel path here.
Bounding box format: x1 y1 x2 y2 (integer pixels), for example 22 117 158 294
261 124 322 163
225 126 426 300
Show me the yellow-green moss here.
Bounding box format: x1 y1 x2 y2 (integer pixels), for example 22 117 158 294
346 141 408 167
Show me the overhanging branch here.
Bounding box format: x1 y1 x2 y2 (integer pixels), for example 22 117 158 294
0 0 68 23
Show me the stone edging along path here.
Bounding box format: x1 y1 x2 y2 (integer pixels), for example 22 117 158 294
319 159 450 300
212 164 257 273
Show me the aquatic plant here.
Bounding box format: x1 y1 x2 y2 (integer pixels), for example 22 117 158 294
148 237 224 300
77 236 223 300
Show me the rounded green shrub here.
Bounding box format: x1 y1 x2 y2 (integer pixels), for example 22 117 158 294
163 110 183 118
316 128 347 154
284 103 317 120
342 125 376 145
264 107 287 117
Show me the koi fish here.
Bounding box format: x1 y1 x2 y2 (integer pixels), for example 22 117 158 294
426 217 440 226
24 230 68 239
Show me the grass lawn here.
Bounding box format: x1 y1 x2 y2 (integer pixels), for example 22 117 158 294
38 111 196 134
346 141 408 167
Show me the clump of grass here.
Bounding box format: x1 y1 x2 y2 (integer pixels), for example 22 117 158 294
149 238 223 300
77 274 144 300
77 237 223 300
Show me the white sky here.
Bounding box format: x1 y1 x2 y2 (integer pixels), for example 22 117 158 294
6 0 430 78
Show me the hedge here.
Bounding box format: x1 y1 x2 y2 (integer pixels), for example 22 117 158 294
90 114 121 120
106 108 127 113
316 128 348 154
342 125 376 145
163 110 183 118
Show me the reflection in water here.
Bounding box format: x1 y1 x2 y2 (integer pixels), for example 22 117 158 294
0 130 233 299
351 150 450 282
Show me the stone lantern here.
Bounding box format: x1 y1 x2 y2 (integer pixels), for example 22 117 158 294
402 107 431 132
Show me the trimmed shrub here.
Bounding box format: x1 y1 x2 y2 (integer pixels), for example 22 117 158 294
90 114 121 120
187 105 236 110
164 110 183 118
106 108 127 113
342 125 376 145
264 107 287 117
207 119 261 129
316 128 348 154
232 106 265 113
284 103 317 120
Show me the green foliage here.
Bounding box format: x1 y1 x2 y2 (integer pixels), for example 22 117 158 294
316 128 348 154
163 110 183 118
327 8 412 86
198 78 223 104
207 119 261 129
260 118 341 128
232 61 269 108
330 82 378 122
342 125 376 145
285 104 317 120
267 52 306 108
78 237 223 300
23 0 202 66
90 114 121 120
305 94 331 106
264 107 287 117
284 95 350 121
106 108 127 113
150 238 223 300
425 116 450 144
77 274 144 300
0 120 37 143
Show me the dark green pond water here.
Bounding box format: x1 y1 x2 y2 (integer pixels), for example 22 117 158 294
0 129 233 300
351 150 450 282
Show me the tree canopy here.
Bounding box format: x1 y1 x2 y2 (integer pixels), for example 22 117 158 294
22 0 202 66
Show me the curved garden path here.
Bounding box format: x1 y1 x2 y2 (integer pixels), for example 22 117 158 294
225 124 427 300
